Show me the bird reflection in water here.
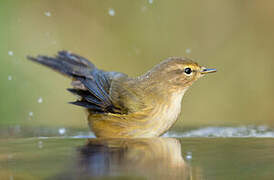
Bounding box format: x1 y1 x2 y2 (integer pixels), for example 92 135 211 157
74 138 190 180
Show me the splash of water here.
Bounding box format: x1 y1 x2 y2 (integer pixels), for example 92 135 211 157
44 11 51 17
164 126 274 138
37 97 43 104
8 51 14 56
108 8 115 16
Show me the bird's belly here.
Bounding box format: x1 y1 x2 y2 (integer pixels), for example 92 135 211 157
89 91 185 138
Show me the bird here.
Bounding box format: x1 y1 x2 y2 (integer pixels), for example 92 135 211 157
27 51 216 138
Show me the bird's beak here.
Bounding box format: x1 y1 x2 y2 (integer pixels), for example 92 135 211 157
200 67 217 74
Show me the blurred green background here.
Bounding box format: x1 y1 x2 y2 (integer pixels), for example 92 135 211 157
1 0 274 133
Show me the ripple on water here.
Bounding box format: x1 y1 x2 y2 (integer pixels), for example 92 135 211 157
163 125 274 138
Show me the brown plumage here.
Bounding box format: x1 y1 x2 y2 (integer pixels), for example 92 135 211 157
27 51 216 138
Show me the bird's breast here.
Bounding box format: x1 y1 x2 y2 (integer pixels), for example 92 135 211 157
147 89 187 136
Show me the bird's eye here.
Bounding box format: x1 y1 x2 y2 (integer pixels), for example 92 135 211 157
184 67 192 75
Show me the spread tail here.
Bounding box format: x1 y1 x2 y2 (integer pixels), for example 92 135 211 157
27 50 96 78
27 51 122 114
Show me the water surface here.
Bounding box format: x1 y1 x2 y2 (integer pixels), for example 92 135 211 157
1 136 274 180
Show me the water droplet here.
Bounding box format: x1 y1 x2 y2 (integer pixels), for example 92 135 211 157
185 48 191 54
38 97 43 104
44 11 51 17
186 152 192 160
8 75 12 80
8 51 14 56
38 141 43 149
108 8 115 16
58 128 66 135
29 112 34 117
148 0 154 4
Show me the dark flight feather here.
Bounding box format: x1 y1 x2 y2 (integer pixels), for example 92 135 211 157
67 88 103 107
69 101 103 111
27 51 128 113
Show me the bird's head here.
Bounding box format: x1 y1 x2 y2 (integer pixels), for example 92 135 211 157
144 57 216 93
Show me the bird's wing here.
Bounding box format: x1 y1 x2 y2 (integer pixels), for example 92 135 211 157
28 51 149 114
28 51 129 113
108 78 148 114
72 70 130 114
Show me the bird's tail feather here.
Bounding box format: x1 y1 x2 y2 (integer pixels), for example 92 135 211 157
27 50 96 78
27 51 117 113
